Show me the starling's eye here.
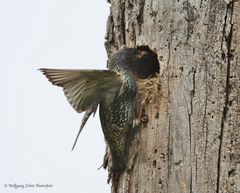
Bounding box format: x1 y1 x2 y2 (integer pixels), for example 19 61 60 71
131 46 160 79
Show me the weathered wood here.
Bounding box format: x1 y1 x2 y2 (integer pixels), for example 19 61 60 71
105 0 240 192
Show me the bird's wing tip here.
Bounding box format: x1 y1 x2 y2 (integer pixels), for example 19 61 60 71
38 68 45 72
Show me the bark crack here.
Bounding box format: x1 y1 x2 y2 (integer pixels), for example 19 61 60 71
195 155 198 183
200 0 203 8
167 30 173 192
190 169 193 193
137 0 145 35
216 2 234 193
121 1 126 45
188 67 196 193
188 107 193 193
186 0 191 42
220 1 229 59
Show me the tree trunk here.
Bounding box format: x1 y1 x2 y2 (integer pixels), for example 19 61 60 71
104 0 240 193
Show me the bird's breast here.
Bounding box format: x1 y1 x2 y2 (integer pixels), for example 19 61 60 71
99 71 137 132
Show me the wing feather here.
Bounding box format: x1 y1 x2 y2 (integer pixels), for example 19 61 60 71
40 68 122 113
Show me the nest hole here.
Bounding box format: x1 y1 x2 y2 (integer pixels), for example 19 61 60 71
134 46 161 104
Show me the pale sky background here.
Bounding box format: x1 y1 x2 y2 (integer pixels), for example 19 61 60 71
0 0 110 193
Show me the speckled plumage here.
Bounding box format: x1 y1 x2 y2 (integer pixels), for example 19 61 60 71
100 49 138 171
40 48 142 173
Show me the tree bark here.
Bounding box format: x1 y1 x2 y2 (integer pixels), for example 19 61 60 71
104 0 240 193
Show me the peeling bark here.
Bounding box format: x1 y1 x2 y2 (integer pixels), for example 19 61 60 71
104 0 240 193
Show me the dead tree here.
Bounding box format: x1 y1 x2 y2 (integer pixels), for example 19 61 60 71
104 0 240 193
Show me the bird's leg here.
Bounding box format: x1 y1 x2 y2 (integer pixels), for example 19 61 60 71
134 92 149 128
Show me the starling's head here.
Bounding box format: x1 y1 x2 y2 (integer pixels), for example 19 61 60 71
107 47 159 79
107 48 148 74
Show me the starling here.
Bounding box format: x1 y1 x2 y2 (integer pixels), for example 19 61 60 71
40 48 144 172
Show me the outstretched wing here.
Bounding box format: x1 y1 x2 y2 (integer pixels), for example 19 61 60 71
39 68 122 113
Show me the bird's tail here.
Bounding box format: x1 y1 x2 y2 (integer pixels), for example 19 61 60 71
110 149 126 173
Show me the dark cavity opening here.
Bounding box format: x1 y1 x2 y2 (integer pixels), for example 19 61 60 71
131 46 160 79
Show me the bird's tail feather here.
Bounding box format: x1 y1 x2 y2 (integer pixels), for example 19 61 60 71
71 103 98 151
110 150 126 173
